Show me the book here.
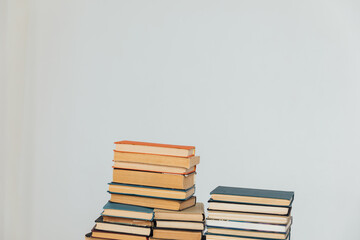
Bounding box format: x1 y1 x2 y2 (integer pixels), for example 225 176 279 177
113 169 195 189
102 201 154 221
110 194 196 211
156 220 204 230
152 228 202 240
205 232 290 240
91 229 149 240
211 186 294 206
114 151 200 168
206 228 290 239
95 216 151 236
206 219 292 233
208 200 291 215
102 216 152 227
154 203 205 222
113 161 196 174
115 140 195 157
108 183 195 200
207 210 291 224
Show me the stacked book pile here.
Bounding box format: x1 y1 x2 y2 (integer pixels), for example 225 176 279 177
205 186 294 240
85 140 203 240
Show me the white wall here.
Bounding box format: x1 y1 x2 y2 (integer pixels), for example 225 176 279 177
3 0 360 239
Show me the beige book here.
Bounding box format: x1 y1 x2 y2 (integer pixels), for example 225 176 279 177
156 220 204 230
113 161 196 174
155 203 204 221
113 169 195 189
152 228 202 240
207 228 290 239
102 216 152 227
110 194 196 211
114 141 195 157
114 151 200 168
95 222 150 236
90 230 148 240
108 183 195 200
208 201 290 215
206 234 290 240
207 210 291 224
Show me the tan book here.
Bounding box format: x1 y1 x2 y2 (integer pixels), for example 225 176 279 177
91 230 148 240
152 228 202 240
113 169 195 189
156 220 204 230
154 203 204 222
206 228 290 239
113 161 196 174
114 151 200 168
110 194 196 211
102 216 152 227
108 183 195 200
208 201 290 215
114 140 195 157
95 217 151 236
207 210 291 224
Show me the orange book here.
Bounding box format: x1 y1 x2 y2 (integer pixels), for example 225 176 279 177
114 140 195 157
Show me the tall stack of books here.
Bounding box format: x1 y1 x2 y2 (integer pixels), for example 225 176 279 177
205 186 294 240
85 140 203 240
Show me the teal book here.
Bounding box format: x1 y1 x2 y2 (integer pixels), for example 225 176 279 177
102 201 154 220
210 186 294 206
108 182 195 200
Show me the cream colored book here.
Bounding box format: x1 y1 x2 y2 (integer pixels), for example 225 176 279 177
207 210 291 224
155 202 204 221
115 140 195 157
95 217 151 236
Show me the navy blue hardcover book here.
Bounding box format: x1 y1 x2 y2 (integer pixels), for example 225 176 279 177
102 201 154 220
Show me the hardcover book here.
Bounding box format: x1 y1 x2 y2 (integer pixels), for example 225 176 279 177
110 194 196 211
210 186 294 206
113 169 195 189
95 216 151 236
154 202 205 222
102 201 154 221
114 140 195 157
108 183 195 200
113 151 200 168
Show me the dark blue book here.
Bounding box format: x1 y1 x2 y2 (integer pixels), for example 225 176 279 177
102 201 154 220
210 186 294 206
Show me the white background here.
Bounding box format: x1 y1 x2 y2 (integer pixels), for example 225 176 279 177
2 0 360 239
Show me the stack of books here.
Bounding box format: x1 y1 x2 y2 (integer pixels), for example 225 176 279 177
85 140 202 240
151 203 205 240
205 186 294 240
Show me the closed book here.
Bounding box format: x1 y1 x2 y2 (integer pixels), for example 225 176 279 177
208 200 291 215
206 228 290 239
113 169 195 190
114 151 200 168
207 210 291 224
205 232 290 240
211 186 294 206
155 203 205 222
206 219 292 233
102 201 154 221
156 220 204 230
114 140 195 157
91 229 149 240
102 216 152 227
110 194 196 211
152 228 202 240
95 216 151 236
108 183 195 200
113 162 196 174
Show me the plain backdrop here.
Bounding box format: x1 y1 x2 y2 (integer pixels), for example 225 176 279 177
2 0 360 239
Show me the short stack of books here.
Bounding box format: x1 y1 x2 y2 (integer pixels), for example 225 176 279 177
205 186 294 240
151 203 205 240
85 140 202 240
